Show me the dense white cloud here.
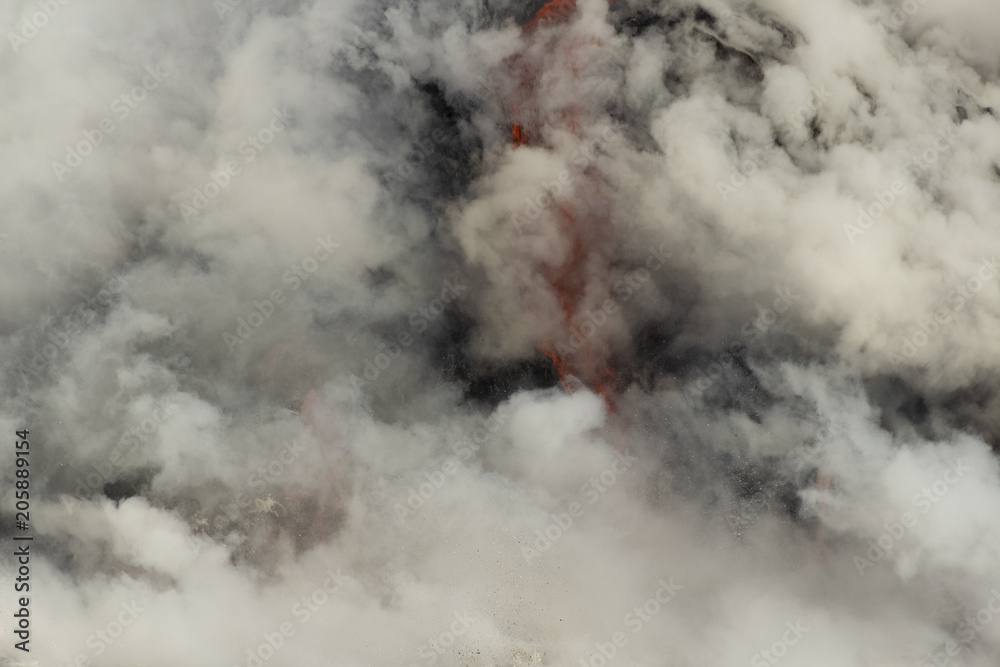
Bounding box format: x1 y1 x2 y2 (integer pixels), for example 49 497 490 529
4 0 1000 665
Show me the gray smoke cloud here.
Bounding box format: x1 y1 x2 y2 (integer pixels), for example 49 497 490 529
3 0 1000 665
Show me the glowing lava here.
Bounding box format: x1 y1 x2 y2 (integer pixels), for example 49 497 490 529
506 0 618 409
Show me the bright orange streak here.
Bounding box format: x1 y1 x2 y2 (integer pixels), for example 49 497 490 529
523 0 579 32
512 123 527 147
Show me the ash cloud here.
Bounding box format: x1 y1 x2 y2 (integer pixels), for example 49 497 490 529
3 0 1000 665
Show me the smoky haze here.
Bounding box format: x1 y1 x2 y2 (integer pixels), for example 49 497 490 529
3 0 1000 665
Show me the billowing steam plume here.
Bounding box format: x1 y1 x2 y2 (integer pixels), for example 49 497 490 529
3 0 1000 665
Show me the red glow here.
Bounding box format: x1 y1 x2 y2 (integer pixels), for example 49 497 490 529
512 123 527 146
509 0 617 411
523 0 579 32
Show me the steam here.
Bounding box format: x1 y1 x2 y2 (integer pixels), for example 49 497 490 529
4 0 1000 666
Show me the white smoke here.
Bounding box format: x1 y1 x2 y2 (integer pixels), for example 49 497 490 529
4 0 1000 666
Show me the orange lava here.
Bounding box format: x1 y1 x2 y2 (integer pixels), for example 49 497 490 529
523 0 579 32
509 0 617 410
